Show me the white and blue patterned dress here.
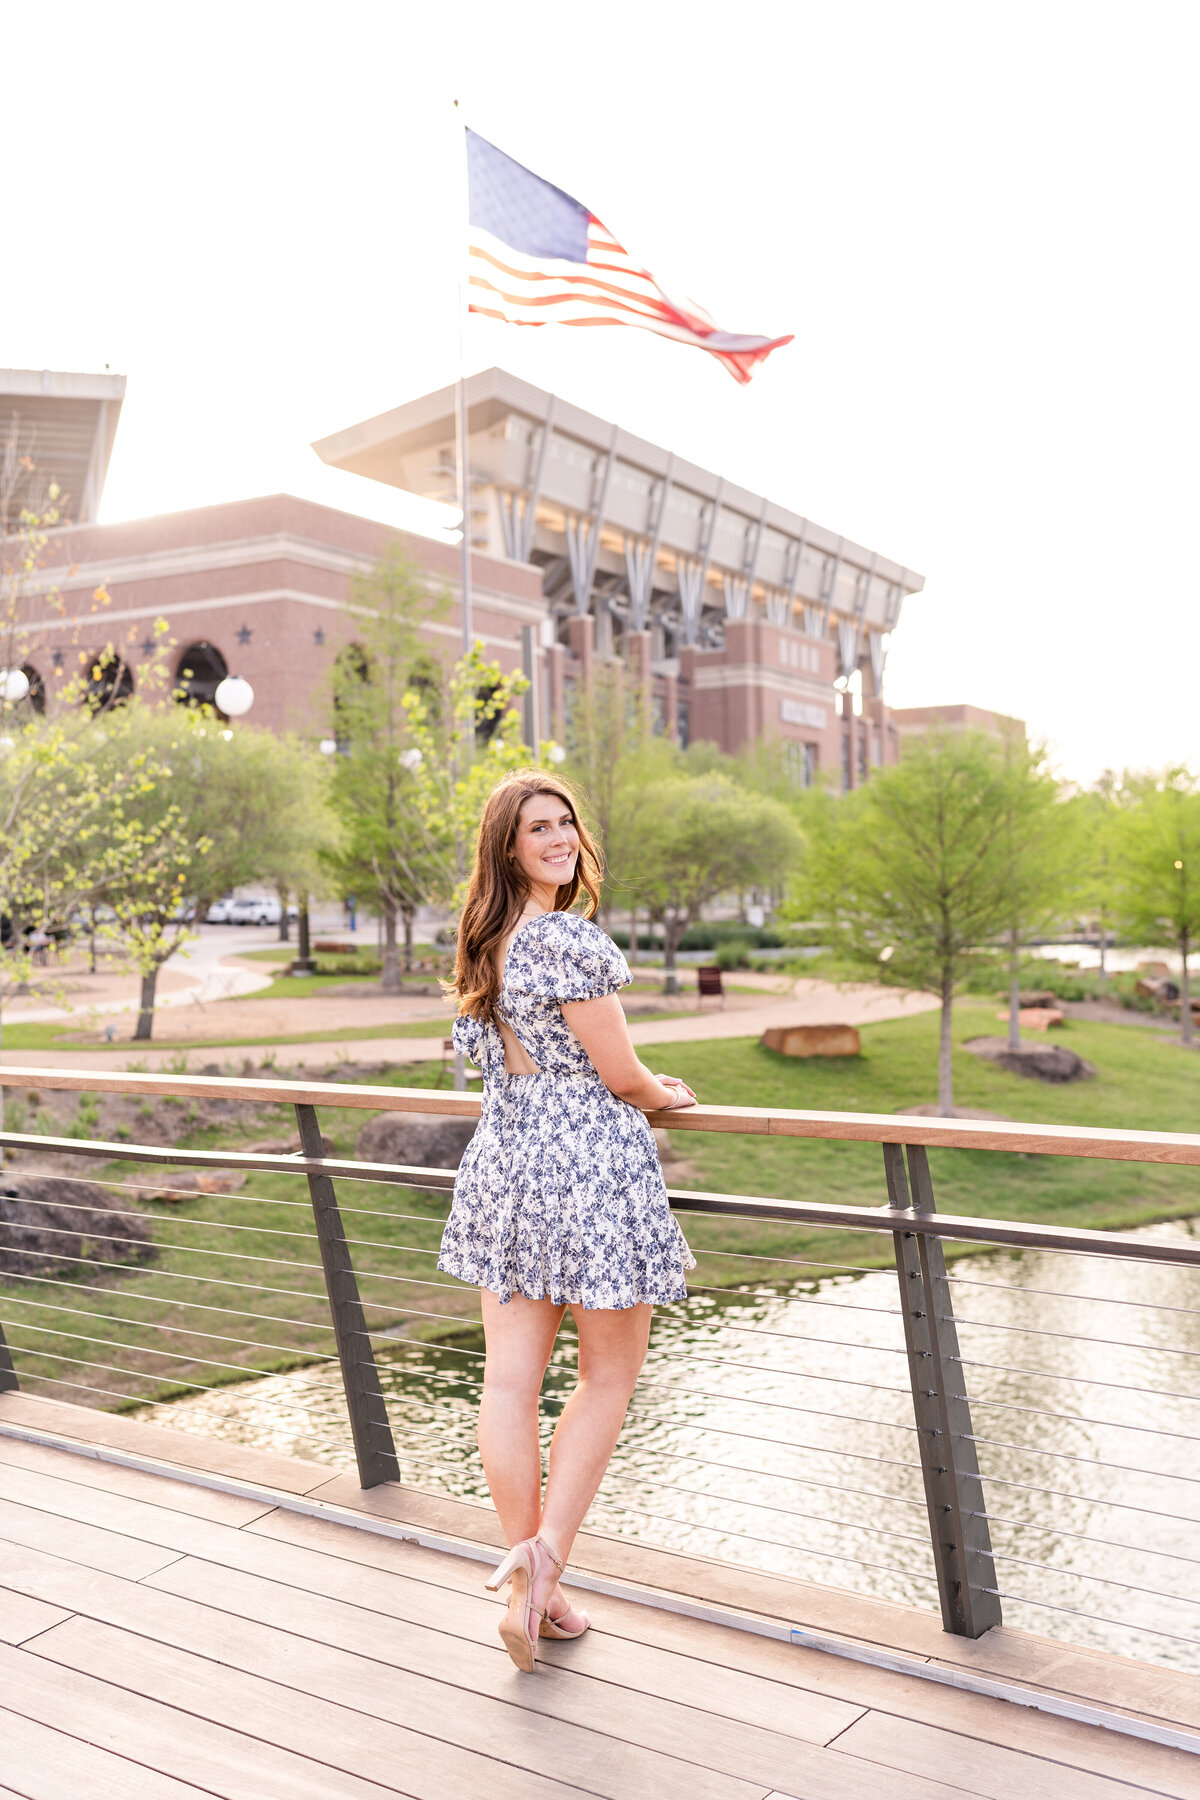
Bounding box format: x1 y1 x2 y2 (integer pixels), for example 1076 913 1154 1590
438 911 695 1309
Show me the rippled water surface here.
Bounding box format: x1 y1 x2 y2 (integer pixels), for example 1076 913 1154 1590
146 1219 1200 1671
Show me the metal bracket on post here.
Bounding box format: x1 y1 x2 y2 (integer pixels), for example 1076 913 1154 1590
295 1104 397 1489
0 1319 18 1393
886 1142 1001 1638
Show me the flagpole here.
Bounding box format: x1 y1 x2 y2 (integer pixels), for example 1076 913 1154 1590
453 100 472 656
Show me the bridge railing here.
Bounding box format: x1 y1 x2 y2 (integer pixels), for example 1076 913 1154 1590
1 1065 1199 1665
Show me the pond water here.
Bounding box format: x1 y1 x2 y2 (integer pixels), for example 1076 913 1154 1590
144 1219 1200 1672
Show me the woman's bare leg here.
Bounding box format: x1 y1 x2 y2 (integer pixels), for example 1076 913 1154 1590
536 1303 652 1613
478 1291 565 1546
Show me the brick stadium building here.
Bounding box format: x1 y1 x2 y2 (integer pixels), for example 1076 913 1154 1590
5 367 925 783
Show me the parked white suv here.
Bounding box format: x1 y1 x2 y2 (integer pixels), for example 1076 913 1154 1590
229 896 283 927
204 897 237 924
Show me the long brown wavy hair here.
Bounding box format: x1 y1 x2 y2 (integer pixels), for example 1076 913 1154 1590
449 768 603 1022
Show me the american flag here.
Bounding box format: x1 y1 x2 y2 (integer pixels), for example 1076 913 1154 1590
466 130 793 386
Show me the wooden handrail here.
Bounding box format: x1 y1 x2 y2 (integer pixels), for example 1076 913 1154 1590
2 1062 1199 1164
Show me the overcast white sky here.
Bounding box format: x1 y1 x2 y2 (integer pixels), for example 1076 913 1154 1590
6 1 1197 782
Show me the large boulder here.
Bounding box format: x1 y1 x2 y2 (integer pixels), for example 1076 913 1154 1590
0 1177 157 1279
965 1036 1095 1083
355 1111 477 1171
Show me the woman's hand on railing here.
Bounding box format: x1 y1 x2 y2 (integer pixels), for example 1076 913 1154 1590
654 1075 697 1111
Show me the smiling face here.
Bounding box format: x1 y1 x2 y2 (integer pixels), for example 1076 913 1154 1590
511 791 580 900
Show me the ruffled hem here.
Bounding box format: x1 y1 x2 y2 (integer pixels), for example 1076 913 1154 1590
437 1248 695 1310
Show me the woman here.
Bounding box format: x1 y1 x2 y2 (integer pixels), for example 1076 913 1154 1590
439 768 697 1671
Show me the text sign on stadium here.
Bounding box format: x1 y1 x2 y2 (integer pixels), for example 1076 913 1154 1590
780 700 827 730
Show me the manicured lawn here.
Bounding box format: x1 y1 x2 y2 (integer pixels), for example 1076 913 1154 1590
644 1000 1200 1279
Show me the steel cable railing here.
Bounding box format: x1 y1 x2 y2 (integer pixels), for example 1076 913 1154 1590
2 1067 1200 1674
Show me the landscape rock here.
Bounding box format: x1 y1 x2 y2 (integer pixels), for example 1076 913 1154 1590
0 1177 157 1278
965 1036 1095 1083
994 1007 1064 1031
761 1023 861 1058
355 1111 477 1171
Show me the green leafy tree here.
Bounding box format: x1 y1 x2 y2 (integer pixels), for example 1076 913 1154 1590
320 547 451 990
397 643 531 919
798 731 1039 1114
630 773 801 993
1112 768 1200 1044
91 707 337 1036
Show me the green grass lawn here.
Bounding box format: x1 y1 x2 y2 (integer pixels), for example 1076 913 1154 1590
4 1002 1198 1413
644 1000 1200 1282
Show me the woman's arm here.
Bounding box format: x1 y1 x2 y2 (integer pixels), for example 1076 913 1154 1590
562 995 696 1111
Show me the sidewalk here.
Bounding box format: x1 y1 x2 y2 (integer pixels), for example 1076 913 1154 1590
0 978 937 1073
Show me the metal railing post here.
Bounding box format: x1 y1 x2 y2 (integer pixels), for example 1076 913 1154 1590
0 1319 18 1393
294 1103 397 1488
886 1142 1001 1638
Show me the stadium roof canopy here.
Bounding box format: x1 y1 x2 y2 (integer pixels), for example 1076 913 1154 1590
0 368 126 524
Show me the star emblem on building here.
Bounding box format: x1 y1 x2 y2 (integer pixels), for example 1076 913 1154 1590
140 637 156 657
313 628 325 646
236 624 252 645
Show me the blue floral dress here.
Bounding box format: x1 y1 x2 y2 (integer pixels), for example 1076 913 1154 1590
438 911 695 1309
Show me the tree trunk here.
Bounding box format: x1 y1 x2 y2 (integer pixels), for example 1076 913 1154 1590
1098 912 1107 989
1008 929 1021 1052
629 908 639 967
1181 930 1193 1045
277 889 290 942
938 964 955 1115
292 893 314 974
380 900 400 994
402 905 415 974
133 967 159 1041
662 919 682 996
88 910 98 975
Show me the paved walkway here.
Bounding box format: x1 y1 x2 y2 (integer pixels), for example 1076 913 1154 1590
1 979 937 1073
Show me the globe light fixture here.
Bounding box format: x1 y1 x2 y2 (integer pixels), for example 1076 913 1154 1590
398 747 424 772
0 668 30 704
319 738 338 756
0 736 14 755
546 742 566 766
213 674 254 718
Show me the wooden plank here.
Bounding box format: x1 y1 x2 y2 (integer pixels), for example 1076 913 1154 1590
306 1471 959 1658
828 1711 1185 1800
0 1589 72 1645
1 1546 765 1800
0 1433 277 1526
0 1638 422 1800
6 1061 1200 1163
242 1508 1200 1790
38 1613 976 1800
0 1392 344 1494
0 1455 868 1761
148 1549 867 1787
0 1701 213 1799
0 1492 182 1580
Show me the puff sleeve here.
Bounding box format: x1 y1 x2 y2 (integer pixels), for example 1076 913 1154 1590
507 912 631 1003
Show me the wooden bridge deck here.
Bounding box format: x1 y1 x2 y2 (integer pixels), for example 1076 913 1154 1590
1 1396 1199 1800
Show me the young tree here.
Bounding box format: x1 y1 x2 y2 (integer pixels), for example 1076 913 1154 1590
91 706 336 1036
321 546 449 991
630 773 801 993
798 732 1036 1114
1112 768 1200 1044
